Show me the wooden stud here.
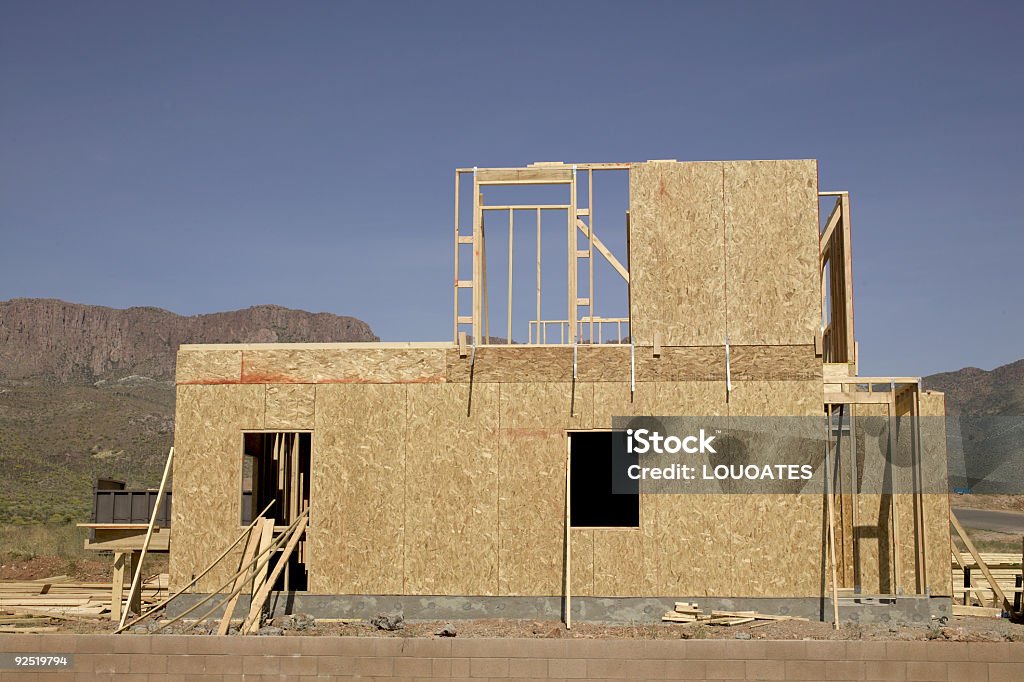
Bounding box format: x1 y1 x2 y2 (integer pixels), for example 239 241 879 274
251 516 275 599
841 193 855 362
453 169 460 342
472 188 482 344
507 209 514 342
824 408 840 628
110 552 126 622
564 435 572 630
216 520 263 635
575 218 629 282
458 331 468 358
568 170 577 344
888 395 902 594
588 169 595 343
243 516 309 633
653 332 662 358
535 208 541 344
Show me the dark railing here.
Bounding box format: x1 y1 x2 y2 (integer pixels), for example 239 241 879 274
91 479 173 527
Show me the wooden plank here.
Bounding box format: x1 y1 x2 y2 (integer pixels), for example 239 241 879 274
824 391 895 405
250 517 275 599
574 219 629 282
475 167 573 183
216 520 263 635
110 552 126 622
240 347 446 384
950 511 1014 614
242 517 308 633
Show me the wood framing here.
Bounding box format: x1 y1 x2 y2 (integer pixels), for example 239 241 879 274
167 159 950 626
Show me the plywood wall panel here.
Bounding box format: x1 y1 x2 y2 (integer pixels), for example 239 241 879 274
242 348 445 384
308 384 406 594
724 160 820 346
729 345 821 381
571 529 595 597
636 347 726 382
499 383 591 596
919 392 951 596
265 384 315 429
593 530 644 597
404 383 500 595
169 384 264 591
445 347 572 383
725 380 825 596
629 161 726 346
176 349 243 384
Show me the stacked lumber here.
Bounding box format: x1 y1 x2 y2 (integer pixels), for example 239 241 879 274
0 574 167 625
662 602 810 626
952 552 1022 610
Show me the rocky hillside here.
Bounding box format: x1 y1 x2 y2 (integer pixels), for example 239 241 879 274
0 299 377 524
0 298 377 383
924 358 1024 416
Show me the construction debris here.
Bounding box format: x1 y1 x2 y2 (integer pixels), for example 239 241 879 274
370 612 405 631
662 602 810 626
0 573 167 630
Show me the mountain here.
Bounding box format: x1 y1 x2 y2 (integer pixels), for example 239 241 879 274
923 359 1024 416
0 298 377 384
0 299 377 524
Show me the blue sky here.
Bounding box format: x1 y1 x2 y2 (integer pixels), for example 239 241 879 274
1 1 1021 377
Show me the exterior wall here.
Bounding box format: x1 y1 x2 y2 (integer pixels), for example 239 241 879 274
170 346 834 599
629 159 820 347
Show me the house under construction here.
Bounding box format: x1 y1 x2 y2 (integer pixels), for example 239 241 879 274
167 160 952 623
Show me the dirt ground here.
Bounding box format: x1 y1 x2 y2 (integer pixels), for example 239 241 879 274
21 614 1024 643
0 553 111 582
952 494 1024 513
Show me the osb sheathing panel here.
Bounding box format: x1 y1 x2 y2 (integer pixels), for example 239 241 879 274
920 392 951 596
593 381 732 596
570 529 595 597
242 348 445 384
265 384 315 430
726 381 825 596
445 347 571 383
309 384 406 594
629 161 726 346
169 384 264 591
593 530 644 597
724 160 820 346
445 346 819 384
729 345 821 381
176 349 242 384
404 383 500 595
499 383 592 596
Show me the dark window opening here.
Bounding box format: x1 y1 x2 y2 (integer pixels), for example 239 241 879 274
570 431 639 528
241 432 311 591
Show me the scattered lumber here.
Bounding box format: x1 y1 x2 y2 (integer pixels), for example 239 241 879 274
953 604 1004 618
661 602 810 626
0 574 166 626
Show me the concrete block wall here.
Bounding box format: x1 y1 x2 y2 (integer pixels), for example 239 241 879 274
1 634 1021 681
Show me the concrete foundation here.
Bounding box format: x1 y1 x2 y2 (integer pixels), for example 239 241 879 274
168 593 951 625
